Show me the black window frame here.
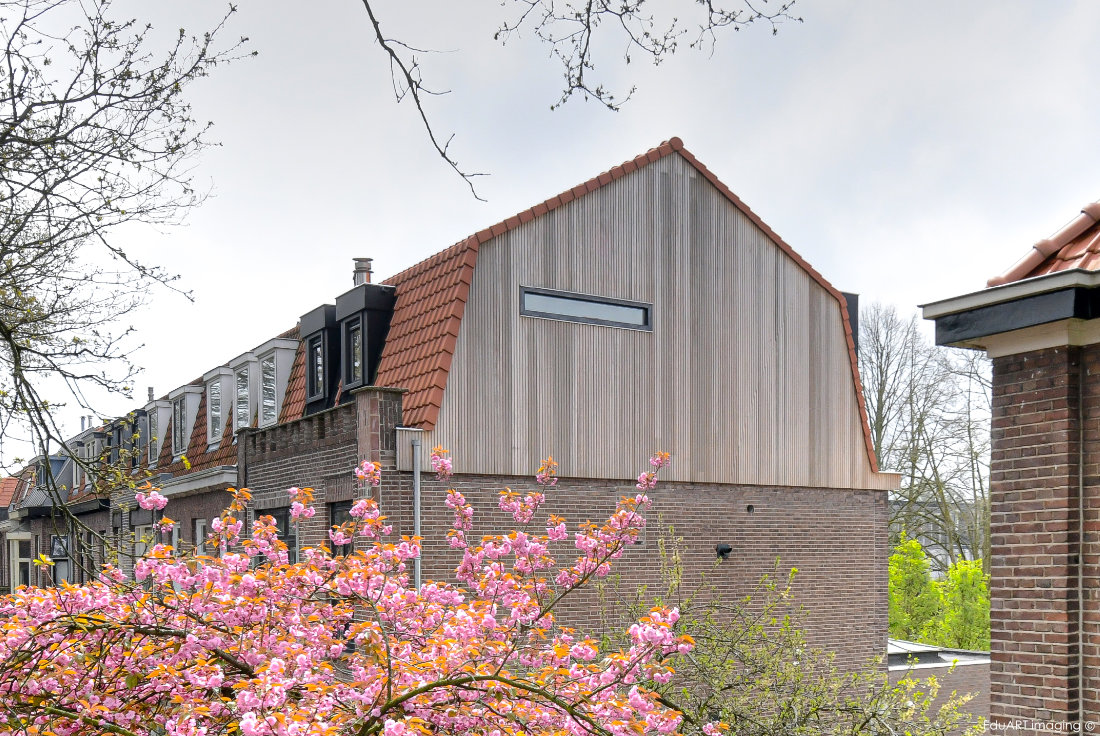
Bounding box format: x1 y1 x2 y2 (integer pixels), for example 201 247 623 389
343 317 364 389
306 334 325 401
520 286 653 331
329 500 354 557
269 507 298 564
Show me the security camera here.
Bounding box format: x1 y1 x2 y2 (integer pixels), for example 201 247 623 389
715 543 732 560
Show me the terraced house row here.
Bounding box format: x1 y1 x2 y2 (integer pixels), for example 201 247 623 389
0 139 899 670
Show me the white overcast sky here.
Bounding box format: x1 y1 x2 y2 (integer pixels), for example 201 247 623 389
65 0 1100 436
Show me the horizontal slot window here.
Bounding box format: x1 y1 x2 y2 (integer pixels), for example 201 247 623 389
521 287 652 331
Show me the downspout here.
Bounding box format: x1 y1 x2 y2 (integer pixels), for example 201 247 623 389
412 437 422 590
1078 355 1086 724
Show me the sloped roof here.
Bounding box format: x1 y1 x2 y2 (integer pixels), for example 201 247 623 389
988 202 1100 286
373 137 879 472
279 339 307 424
0 476 22 507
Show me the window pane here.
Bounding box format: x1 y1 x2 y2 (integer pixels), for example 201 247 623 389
330 501 353 556
173 399 184 454
149 410 158 465
308 337 324 398
236 368 250 429
350 323 363 384
523 290 649 328
261 358 277 424
209 381 222 440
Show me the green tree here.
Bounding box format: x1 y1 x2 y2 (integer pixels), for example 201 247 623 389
598 533 981 736
928 559 990 650
888 534 942 641
0 0 247 466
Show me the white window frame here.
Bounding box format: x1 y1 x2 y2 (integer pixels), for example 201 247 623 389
253 338 296 428
8 534 32 590
145 400 171 468
166 386 202 461
260 355 278 426
203 367 233 446
133 524 153 559
194 518 208 555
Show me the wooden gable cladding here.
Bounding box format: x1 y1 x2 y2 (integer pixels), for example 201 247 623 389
413 152 896 491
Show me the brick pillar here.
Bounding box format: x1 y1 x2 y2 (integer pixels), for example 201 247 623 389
1081 346 1100 719
354 387 404 467
990 346 1083 723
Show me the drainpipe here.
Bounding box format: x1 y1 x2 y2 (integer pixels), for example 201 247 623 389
412 437 422 590
1078 356 1086 725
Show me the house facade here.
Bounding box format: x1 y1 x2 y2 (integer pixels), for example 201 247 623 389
2 139 898 670
923 203 1100 726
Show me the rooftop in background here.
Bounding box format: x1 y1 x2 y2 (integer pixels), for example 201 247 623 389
887 639 990 671
988 202 1100 286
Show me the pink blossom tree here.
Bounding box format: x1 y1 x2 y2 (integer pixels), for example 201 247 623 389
0 451 699 736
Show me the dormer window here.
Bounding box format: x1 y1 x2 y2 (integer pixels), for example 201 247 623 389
172 397 187 456
235 367 250 430
148 409 158 465
307 335 324 400
209 380 223 443
346 319 363 386
203 367 233 446
261 356 278 426
146 400 171 468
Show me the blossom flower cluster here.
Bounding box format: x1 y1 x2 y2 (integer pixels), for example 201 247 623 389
0 451 703 736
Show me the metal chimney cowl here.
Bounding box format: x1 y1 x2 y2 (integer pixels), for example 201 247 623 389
353 257 373 286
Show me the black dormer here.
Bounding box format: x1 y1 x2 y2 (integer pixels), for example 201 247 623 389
301 304 338 416
334 283 396 401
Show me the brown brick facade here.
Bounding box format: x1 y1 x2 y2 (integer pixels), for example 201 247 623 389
990 345 1100 726
238 388 889 673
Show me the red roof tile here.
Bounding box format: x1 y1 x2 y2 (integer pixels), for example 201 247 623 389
373 138 880 472
279 337 306 424
989 202 1100 286
0 476 22 507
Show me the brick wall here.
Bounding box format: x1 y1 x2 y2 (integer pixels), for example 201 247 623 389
239 387 887 673
241 402 360 546
990 345 1099 725
890 662 990 722
376 468 888 672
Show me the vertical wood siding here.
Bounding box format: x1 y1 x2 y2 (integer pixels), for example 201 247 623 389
416 155 894 490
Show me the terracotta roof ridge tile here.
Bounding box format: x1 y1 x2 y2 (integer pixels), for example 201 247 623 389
989 200 1100 286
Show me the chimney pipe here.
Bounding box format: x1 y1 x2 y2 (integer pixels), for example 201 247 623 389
80 416 86 432
353 257 373 286
148 386 155 402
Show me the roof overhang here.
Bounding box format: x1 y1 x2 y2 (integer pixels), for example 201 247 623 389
159 465 237 497
922 269 1100 354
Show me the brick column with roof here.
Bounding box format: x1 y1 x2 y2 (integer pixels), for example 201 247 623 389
924 203 1100 726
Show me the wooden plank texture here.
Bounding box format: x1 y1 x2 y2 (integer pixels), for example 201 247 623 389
426 155 894 490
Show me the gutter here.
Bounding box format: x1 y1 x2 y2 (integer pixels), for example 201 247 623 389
922 269 1100 320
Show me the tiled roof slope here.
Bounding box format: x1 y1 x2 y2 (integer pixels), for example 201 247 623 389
376 241 479 427
989 202 1100 286
373 138 880 472
279 338 306 424
157 386 238 476
0 476 22 507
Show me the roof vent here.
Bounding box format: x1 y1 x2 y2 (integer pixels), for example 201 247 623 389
353 258 373 286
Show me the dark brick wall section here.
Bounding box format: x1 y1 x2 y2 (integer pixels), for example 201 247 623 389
372 466 886 673
890 663 990 723
989 345 1100 725
242 403 360 549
